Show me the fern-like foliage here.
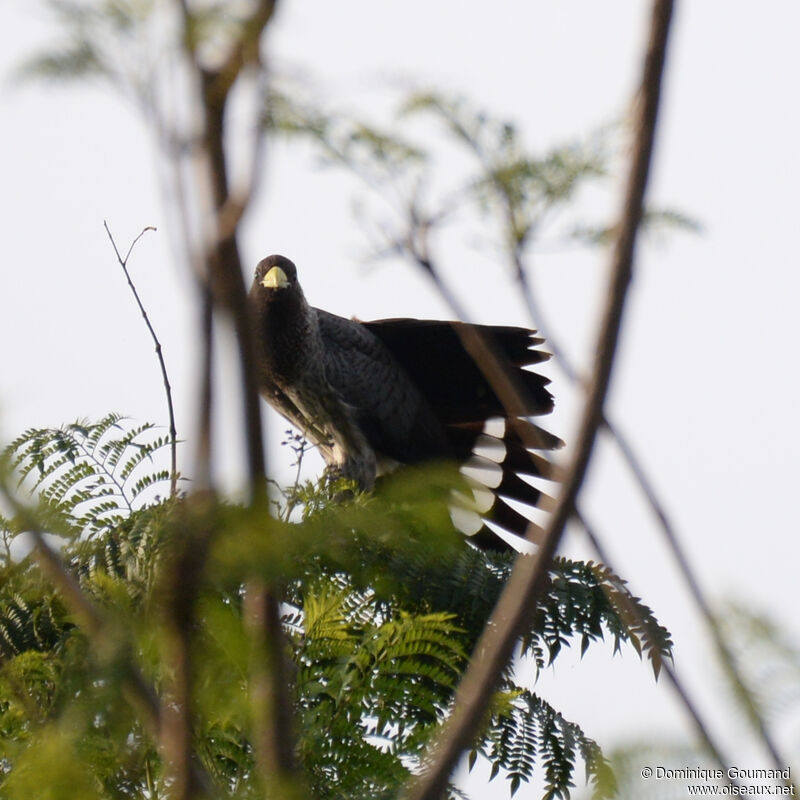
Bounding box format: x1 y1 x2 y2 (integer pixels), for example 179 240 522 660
717 602 800 723
6 414 174 539
0 591 66 660
69 499 177 610
288 523 672 681
284 570 616 800
0 421 673 799
400 90 608 249
476 690 616 799
291 580 468 799
531 559 672 679
283 565 622 799
201 469 671 798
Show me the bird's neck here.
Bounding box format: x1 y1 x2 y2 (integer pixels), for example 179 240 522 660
259 292 320 383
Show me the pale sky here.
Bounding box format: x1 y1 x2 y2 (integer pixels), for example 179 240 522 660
1 2 799 797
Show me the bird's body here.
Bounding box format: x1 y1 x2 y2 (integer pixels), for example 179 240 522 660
249 254 561 550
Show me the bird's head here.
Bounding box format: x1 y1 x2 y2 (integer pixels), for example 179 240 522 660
253 254 297 292
249 255 312 377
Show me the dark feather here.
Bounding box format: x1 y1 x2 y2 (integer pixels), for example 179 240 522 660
363 319 554 423
249 255 562 551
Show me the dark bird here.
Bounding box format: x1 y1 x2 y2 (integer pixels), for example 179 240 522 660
248 254 562 550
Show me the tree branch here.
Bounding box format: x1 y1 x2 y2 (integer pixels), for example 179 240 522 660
575 509 740 787
104 221 179 498
0 488 213 794
403 211 557 455
508 90 793 783
244 580 302 797
158 499 216 800
173 1 297 786
402 3 675 796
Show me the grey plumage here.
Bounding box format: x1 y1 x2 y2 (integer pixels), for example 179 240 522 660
249 254 561 550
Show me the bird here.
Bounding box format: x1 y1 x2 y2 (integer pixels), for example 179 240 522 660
248 254 562 551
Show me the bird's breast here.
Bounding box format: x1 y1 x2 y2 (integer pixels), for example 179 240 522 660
258 305 319 385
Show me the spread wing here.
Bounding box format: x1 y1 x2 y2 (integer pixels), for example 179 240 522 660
250 254 562 551
316 310 453 464
362 318 562 549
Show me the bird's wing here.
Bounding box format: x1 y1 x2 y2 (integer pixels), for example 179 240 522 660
257 378 335 461
249 255 562 551
315 309 452 462
362 319 553 421
363 317 562 550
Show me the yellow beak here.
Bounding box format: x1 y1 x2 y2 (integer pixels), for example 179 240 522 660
261 266 289 289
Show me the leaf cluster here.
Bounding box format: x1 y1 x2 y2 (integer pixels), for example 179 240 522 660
6 413 174 540
15 0 157 93
0 417 671 798
264 85 698 277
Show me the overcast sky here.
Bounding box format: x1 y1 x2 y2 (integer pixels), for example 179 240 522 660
1 2 799 796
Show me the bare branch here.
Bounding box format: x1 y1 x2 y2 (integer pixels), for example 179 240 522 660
0 489 161 767
244 581 302 798
509 100 794 784
575 509 740 786
606 417 790 770
26 521 212 795
159 500 216 800
104 221 179 498
402 3 675 797
200 1 278 105
194 72 267 502
194 287 215 491
172 0 297 785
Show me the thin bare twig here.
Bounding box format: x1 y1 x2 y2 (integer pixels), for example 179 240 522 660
103 217 214 797
575 509 739 787
402 3 674 797
608 416 789 770
104 221 179 498
510 117 793 783
25 522 213 795
403 207 558 455
173 1 297 786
